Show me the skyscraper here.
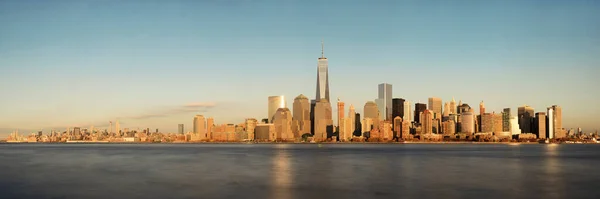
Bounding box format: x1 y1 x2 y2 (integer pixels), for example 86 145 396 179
349 105 356 136
272 108 294 140
268 96 286 123
403 100 411 123
548 105 563 138
337 98 345 129
449 97 457 114
460 112 475 134
378 83 392 121
443 102 450 117
375 98 386 121
293 94 311 136
422 110 433 135
428 97 442 119
502 108 511 132
364 101 380 129
207 117 214 139
535 112 546 139
245 118 257 140
316 40 330 102
193 115 206 140
178 124 184 134
479 101 485 116
314 99 333 141
518 105 535 133
414 103 427 124
547 107 554 139
115 121 120 135
392 98 405 122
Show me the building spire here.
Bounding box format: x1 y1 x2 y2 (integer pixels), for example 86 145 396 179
321 39 324 58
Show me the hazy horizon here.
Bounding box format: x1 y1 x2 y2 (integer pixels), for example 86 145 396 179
1 0 599 137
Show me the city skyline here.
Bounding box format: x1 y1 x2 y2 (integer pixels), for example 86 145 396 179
1 0 599 137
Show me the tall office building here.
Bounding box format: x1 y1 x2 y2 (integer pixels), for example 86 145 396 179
449 97 457 114
178 124 184 134
547 107 554 139
460 112 475 133
535 112 546 139
375 98 386 121
316 40 330 102
548 105 563 138
403 100 411 123
193 115 207 139
207 117 214 139
428 97 442 119
354 113 361 136
293 94 311 136
518 105 535 133
502 108 511 132
443 102 450 117
364 101 380 129
479 101 485 116
337 98 345 129
510 116 521 135
348 105 356 136
378 83 392 121
245 118 257 140
268 96 286 123
392 98 405 121
314 99 333 141
414 103 427 124
422 110 433 135
272 108 294 140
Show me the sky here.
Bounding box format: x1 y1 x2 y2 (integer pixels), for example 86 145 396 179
1 0 599 137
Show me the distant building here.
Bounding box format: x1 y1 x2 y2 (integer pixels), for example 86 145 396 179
364 101 380 129
362 118 374 133
414 103 427 123
442 120 456 136
375 98 386 122
245 118 257 140
254 124 274 141
314 99 333 141
428 97 442 119
479 101 485 116
178 124 184 134
393 116 403 138
547 107 554 139
502 108 511 132
337 98 345 130
443 102 450 117
207 117 214 139
354 113 362 137
378 83 393 121
449 97 457 115
518 105 535 133
422 110 433 135
193 115 206 140
292 94 311 137
316 41 330 102
339 117 353 141
268 96 286 123
510 116 521 135
548 105 564 138
392 98 405 128
481 113 493 132
460 112 475 133
348 105 356 137
403 100 412 123
535 112 546 139
272 108 294 141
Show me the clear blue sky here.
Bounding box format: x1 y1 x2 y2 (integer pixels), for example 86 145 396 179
1 0 599 136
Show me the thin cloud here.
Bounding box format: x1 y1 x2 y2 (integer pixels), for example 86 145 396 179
127 102 217 120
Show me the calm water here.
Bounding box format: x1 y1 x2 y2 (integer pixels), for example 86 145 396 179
0 143 599 199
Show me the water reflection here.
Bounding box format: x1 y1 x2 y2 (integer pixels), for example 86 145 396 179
541 144 564 199
271 144 292 199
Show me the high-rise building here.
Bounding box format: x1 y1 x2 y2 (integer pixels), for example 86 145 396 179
193 115 207 140
442 120 456 136
518 105 535 133
378 83 392 121
272 108 294 141
354 113 361 136
449 97 457 114
510 116 521 135
502 108 511 132
364 101 380 129
443 102 450 117
535 112 546 139
337 98 345 129
493 113 503 133
392 98 405 122
393 116 403 138
422 110 433 135
293 94 311 136
428 97 442 119
481 113 493 133
316 40 330 102
479 101 485 116
254 124 274 141
403 100 411 123
362 118 373 133
207 117 214 139
548 105 563 138
375 98 386 121
314 99 333 141
460 112 475 133
268 96 286 123
339 117 353 141
349 105 356 136
245 118 257 140
178 124 184 134
414 103 427 124
547 107 554 139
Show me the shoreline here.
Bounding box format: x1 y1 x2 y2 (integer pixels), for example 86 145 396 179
0 141 596 145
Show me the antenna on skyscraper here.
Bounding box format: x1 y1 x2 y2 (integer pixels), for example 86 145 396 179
321 39 324 58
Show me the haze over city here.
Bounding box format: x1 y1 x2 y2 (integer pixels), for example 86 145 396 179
1 0 599 137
